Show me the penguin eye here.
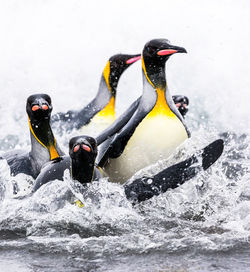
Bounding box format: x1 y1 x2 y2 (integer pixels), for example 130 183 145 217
32 105 40 111
42 104 49 110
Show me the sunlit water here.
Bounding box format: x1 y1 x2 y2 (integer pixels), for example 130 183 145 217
0 1 250 271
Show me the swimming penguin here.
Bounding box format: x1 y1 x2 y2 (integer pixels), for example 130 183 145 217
32 135 102 191
32 135 224 204
51 54 141 133
172 95 189 117
97 39 190 183
1 94 64 178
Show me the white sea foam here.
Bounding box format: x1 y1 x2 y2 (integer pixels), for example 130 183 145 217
0 1 250 271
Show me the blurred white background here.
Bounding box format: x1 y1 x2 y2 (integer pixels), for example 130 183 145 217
0 0 249 138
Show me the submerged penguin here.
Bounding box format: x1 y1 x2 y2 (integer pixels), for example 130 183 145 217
33 136 102 191
52 54 141 133
32 135 224 204
1 94 64 178
172 95 189 117
97 39 190 183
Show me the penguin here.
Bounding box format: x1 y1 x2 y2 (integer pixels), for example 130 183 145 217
97 39 190 183
1 94 64 178
51 54 141 134
172 95 189 117
51 53 189 135
32 135 224 205
32 135 102 191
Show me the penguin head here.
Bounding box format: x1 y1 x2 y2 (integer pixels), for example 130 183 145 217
104 54 141 96
69 135 98 164
172 95 189 117
143 39 187 65
26 94 52 122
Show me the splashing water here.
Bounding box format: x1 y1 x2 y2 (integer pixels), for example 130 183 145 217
0 107 249 272
0 1 250 271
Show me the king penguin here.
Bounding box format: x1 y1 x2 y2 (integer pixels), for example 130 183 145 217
1 94 64 178
52 54 141 134
97 39 190 183
172 95 189 117
32 135 102 191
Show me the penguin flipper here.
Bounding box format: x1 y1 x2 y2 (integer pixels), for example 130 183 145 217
96 94 189 145
32 156 70 192
124 139 224 204
97 100 149 167
1 150 35 178
51 98 102 131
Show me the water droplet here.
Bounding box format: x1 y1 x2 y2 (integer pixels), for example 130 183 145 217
147 179 153 184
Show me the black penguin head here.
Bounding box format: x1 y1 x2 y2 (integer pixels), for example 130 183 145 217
69 136 98 184
69 135 98 163
172 95 189 117
26 94 52 122
108 54 141 94
143 39 187 65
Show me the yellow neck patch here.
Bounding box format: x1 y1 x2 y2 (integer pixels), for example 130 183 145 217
142 57 174 118
48 144 60 160
147 89 176 118
103 60 111 91
96 165 106 177
93 60 115 121
28 117 60 160
94 96 115 121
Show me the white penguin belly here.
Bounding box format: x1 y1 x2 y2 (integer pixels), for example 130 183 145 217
105 115 188 183
79 115 115 137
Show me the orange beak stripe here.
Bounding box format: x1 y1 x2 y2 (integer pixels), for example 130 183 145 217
73 144 80 153
32 105 40 111
81 144 91 152
157 49 177 56
126 55 141 64
42 104 48 110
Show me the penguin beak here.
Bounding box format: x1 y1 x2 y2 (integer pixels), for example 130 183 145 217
73 144 80 153
31 105 41 111
157 46 187 56
81 144 91 153
126 55 141 64
31 104 49 111
73 143 92 153
31 98 50 112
